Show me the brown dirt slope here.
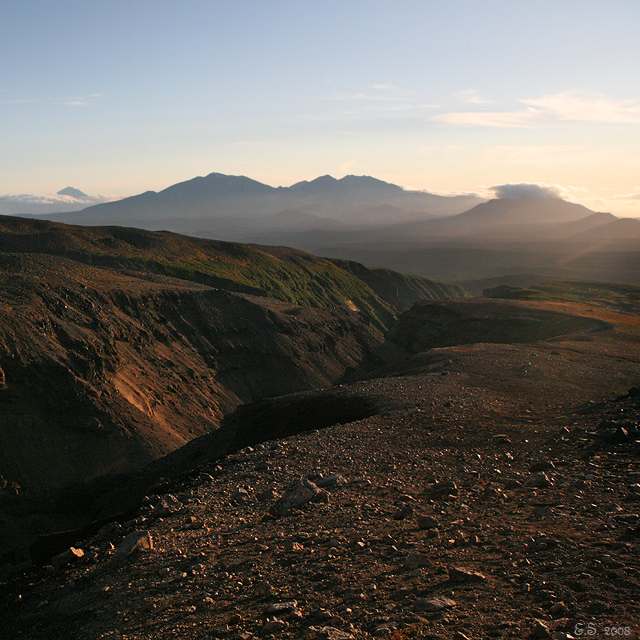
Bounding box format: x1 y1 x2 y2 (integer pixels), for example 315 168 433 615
1 290 639 639
0 251 402 553
0 215 402 331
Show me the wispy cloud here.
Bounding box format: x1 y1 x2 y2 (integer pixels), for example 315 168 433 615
435 91 640 128
613 192 640 201
484 144 586 163
434 108 541 128
0 94 102 107
455 89 491 105
522 92 640 124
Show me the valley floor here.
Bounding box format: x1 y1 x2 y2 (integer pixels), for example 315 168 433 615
1 334 639 640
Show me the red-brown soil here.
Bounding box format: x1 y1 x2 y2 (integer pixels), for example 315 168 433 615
0 251 399 557
1 300 639 639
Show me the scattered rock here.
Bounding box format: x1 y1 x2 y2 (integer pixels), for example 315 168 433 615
257 488 279 502
530 618 551 638
414 596 456 612
51 547 84 569
314 474 346 489
424 480 459 500
549 601 569 615
416 515 440 529
393 504 414 519
256 581 274 597
405 549 430 569
448 566 486 583
231 488 250 504
266 601 298 614
262 619 288 633
113 531 153 559
270 479 327 517
525 472 553 488
153 494 181 516
304 627 354 640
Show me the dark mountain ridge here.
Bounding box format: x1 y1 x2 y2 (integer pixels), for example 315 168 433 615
0 215 465 331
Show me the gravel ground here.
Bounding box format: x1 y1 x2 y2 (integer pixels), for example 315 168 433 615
1 332 639 640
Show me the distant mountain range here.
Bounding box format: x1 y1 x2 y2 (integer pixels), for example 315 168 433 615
40 172 484 234
23 171 640 287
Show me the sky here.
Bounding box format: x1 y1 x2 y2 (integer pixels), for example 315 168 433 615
1 0 640 216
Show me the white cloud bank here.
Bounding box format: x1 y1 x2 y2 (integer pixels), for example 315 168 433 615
489 182 570 200
0 192 121 215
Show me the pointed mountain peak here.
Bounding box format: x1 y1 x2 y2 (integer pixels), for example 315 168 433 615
57 187 88 198
338 175 401 190
310 174 338 184
288 175 339 193
160 172 275 197
289 174 402 195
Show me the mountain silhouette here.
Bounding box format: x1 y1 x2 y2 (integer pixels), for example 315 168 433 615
41 172 484 233
57 186 89 198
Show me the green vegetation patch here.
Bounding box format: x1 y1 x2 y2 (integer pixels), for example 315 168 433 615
328 258 469 310
0 218 399 331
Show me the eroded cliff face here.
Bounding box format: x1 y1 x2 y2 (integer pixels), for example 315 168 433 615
0 253 401 504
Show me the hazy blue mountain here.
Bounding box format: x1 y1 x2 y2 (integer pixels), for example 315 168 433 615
39 172 485 233
57 186 89 198
381 197 601 241
568 216 640 241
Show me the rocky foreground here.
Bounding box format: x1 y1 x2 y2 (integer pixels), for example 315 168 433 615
1 331 639 640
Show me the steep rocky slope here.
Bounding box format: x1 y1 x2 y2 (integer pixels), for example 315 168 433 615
328 259 469 311
0 216 470 562
0 250 404 554
2 304 639 639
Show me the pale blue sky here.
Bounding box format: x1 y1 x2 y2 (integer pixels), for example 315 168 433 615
2 0 640 215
